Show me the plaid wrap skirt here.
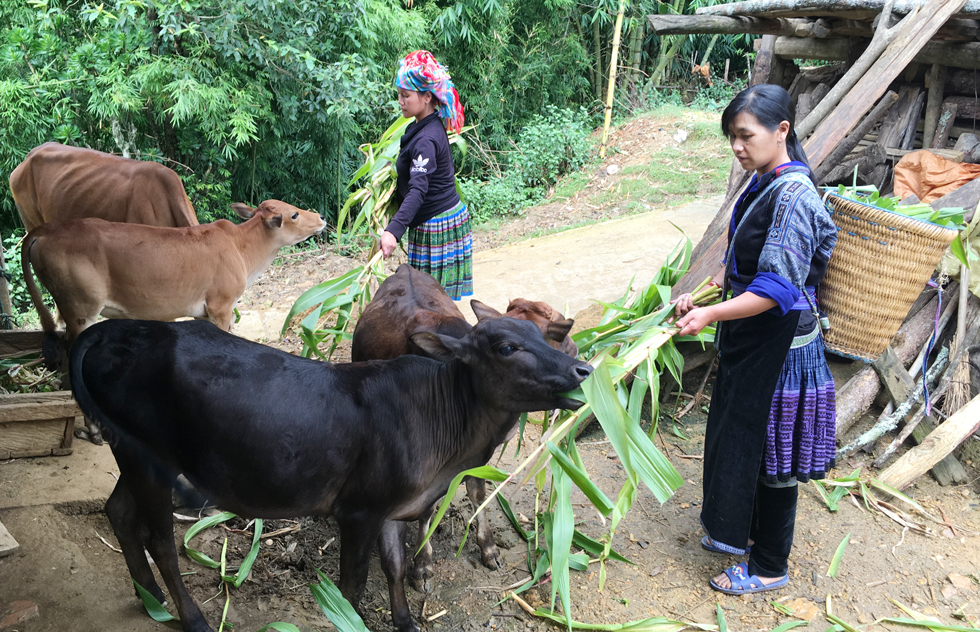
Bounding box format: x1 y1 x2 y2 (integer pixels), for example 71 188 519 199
407 202 473 300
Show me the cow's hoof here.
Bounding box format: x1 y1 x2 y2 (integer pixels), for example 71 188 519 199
410 566 432 593
480 545 503 570
74 427 104 445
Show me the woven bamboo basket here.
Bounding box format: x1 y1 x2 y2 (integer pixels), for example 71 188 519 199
820 193 958 362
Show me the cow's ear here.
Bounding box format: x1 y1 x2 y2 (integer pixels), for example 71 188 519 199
410 332 462 362
264 214 283 229
470 300 501 322
546 318 574 342
231 203 255 220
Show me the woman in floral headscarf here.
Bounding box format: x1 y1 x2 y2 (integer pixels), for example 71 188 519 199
380 50 472 300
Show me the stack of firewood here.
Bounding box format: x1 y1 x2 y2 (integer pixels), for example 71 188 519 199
654 0 980 491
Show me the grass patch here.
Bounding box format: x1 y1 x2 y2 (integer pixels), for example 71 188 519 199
553 172 591 200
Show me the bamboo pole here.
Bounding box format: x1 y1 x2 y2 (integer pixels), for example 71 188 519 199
599 0 626 159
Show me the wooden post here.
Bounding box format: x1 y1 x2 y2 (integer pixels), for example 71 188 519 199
751 34 777 86
0 245 13 330
931 101 960 148
878 393 980 490
923 64 948 152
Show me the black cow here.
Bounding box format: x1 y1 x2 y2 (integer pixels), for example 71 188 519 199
70 318 591 632
351 263 577 590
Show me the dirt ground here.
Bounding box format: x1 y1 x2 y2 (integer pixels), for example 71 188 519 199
2 111 980 632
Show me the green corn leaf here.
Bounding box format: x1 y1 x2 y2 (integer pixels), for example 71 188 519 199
568 553 590 571
771 601 795 616
496 494 531 541
770 622 808 632
419 465 509 554
582 362 635 483
879 618 980 632
222 518 263 587
548 465 574 630
310 570 371 632
133 579 180 626
571 529 632 565
621 409 683 503
547 441 614 515
184 511 237 569
812 480 839 512
257 624 303 632
716 604 727 632
868 478 930 515
825 613 863 632
527 608 717 631
281 267 363 335
827 532 850 578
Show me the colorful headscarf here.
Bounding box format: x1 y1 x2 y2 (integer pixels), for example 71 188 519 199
395 50 465 134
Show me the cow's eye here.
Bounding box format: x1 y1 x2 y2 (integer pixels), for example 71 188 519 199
497 344 516 357
291 212 299 220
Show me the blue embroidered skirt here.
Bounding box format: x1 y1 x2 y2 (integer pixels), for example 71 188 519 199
762 331 837 484
407 201 473 301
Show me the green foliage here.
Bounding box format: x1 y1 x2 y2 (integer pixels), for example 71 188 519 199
462 105 594 223
515 105 594 189
459 170 542 223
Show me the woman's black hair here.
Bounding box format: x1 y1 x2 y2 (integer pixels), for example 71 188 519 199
721 84 818 186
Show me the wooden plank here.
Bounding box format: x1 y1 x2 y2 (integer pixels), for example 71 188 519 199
0 418 73 455
932 101 960 148
872 346 916 404
885 147 966 161
910 420 969 485
0 400 80 424
930 174 980 220
816 90 898 182
880 393 980 489
0 331 45 357
0 521 19 558
900 90 927 150
877 86 921 150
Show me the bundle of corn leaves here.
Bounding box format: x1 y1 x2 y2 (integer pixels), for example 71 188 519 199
421 236 721 630
283 117 470 359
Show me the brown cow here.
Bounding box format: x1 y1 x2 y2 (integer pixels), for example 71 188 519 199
350 263 577 590
23 199 325 364
9 142 198 231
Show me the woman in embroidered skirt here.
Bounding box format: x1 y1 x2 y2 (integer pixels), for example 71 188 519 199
379 50 473 300
673 84 838 595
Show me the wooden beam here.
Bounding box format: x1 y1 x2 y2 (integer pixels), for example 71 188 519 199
768 36 980 70
648 14 832 37
804 0 969 171
872 346 916 403
815 90 898 182
695 0 980 21
878 393 980 490
885 147 965 161
940 95 980 118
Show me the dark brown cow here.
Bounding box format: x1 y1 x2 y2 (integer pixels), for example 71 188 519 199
350 264 577 590
9 142 198 231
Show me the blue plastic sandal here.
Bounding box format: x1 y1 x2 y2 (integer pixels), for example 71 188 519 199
701 536 751 555
709 562 788 595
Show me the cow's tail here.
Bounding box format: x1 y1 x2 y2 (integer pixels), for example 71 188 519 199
69 327 180 487
21 233 60 369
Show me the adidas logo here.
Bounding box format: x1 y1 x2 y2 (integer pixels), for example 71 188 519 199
411 154 429 173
